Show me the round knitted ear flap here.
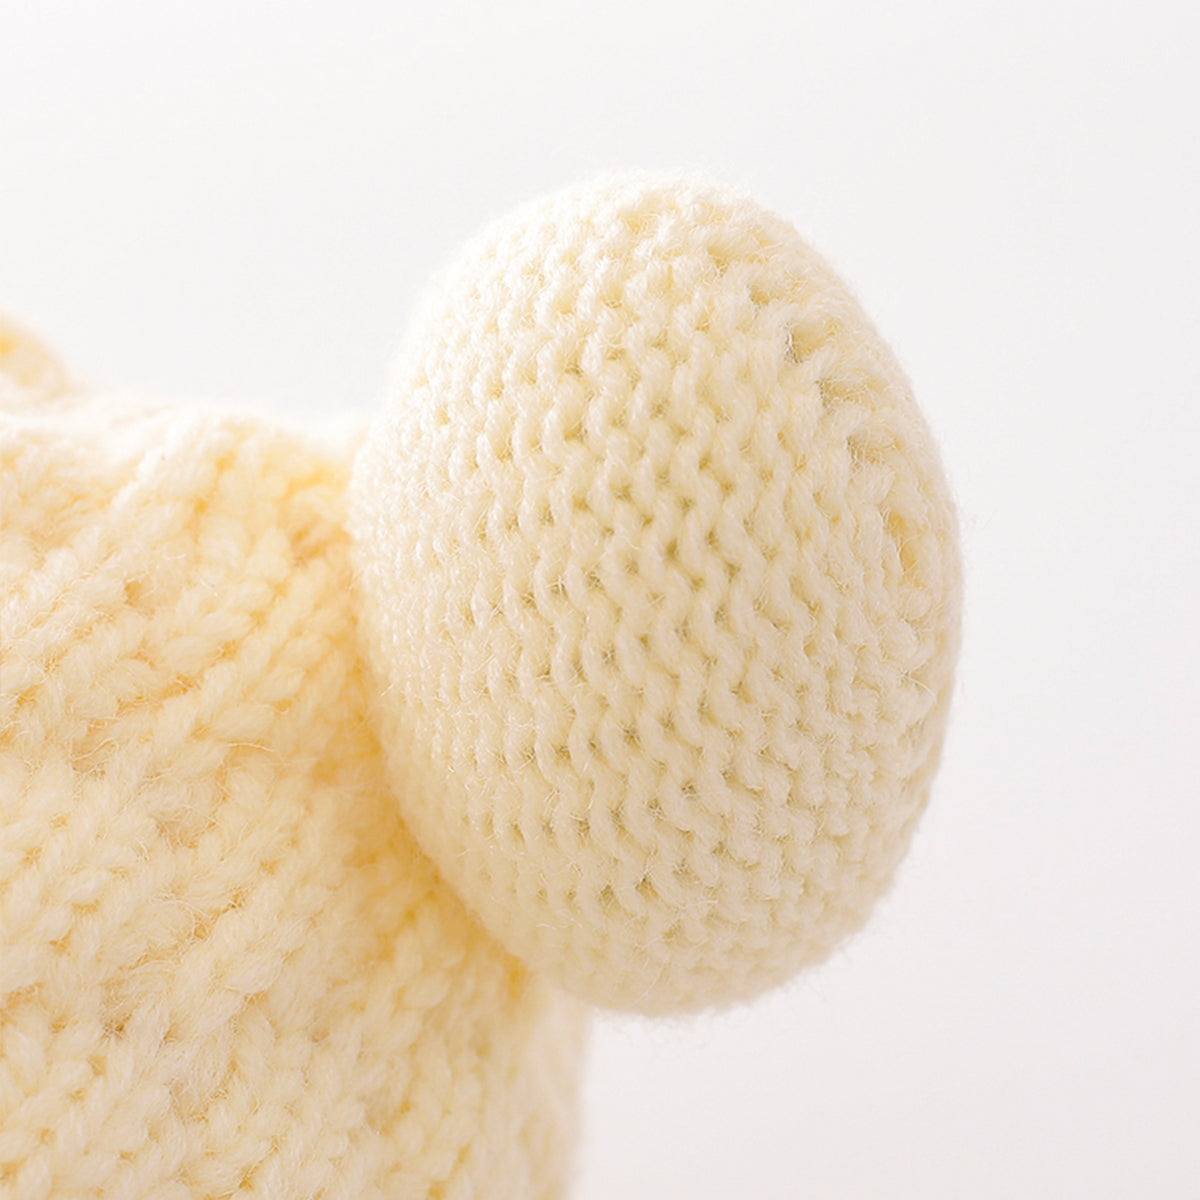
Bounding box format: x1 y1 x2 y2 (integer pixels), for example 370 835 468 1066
348 176 962 1014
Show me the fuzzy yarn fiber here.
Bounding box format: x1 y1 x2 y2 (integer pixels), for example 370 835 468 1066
1 176 961 1198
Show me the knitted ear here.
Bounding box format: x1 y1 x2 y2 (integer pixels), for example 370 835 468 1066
348 176 961 1014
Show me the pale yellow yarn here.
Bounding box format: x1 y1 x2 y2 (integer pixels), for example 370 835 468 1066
1 175 961 1197
0 387 583 1197
351 175 962 1013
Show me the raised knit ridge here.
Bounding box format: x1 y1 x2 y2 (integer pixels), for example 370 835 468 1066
350 175 963 1013
0 396 584 1198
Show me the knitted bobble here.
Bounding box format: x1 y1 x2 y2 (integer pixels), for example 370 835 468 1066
349 176 962 1013
0 314 71 408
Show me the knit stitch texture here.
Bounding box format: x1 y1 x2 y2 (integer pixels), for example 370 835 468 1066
352 176 962 1012
1 176 961 1198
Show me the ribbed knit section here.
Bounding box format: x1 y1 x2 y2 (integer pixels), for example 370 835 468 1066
1 393 584 1199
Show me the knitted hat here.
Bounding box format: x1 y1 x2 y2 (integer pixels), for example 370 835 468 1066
1 176 961 1197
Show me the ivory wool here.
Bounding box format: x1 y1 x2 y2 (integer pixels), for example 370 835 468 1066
1 176 961 1197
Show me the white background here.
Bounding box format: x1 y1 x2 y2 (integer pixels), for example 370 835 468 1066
3 2 1197 1196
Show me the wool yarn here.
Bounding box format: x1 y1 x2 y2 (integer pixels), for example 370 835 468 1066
2 175 961 1198
351 175 962 1013
1 353 583 1198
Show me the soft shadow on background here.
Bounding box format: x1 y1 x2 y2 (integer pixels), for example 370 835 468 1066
4 2 1196 1196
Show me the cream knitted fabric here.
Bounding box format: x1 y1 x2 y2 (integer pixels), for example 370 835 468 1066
1 381 584 1197
351 175 962 1013
2 175 960 1197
